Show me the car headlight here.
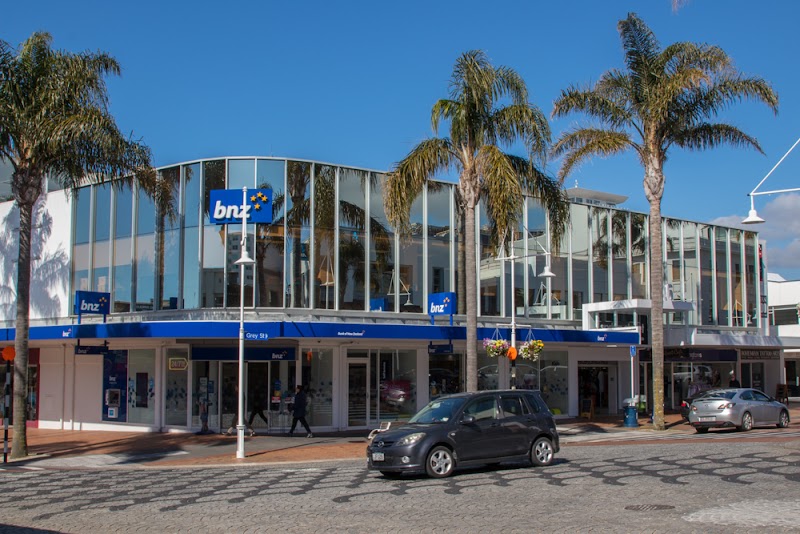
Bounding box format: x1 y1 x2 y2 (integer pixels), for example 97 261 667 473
396 433 425 446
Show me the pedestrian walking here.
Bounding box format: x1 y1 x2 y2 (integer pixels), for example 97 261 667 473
248 384 269 432
289 384 313 438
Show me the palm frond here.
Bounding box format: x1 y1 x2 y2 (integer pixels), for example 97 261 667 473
672 123 763 153
385 138 454 235
551 128 634 179
491 103 550 162
552 86 633 130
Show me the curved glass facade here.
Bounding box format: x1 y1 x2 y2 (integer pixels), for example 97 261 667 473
71 157 759 331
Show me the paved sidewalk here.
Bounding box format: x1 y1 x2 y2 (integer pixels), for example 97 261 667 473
4 404 797 469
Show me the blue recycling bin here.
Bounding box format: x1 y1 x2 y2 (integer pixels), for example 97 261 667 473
623 405 639 428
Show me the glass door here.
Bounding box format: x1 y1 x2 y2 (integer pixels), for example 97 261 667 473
347 360 368 427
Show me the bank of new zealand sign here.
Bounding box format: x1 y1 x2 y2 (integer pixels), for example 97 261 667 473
209 189 273 225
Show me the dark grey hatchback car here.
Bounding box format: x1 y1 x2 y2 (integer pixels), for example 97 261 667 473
367 390 560 478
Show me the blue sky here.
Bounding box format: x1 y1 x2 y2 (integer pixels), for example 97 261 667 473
3 0 800 277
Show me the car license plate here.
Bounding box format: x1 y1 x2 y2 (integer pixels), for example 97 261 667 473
698 416 715 422
372 452 385 461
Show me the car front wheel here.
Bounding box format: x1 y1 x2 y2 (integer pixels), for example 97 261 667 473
740 412 753 432
530 437 554 467
426 446 454 478
777 410 790 429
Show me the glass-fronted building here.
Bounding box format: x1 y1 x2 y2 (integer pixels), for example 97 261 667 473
0 157 787 433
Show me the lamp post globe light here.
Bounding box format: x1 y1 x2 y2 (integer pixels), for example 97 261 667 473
234 187 255 459
742 137 800 225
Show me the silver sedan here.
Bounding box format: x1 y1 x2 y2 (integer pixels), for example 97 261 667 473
688 388 790 433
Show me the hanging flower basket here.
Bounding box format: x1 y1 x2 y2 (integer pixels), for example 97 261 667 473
483 338 509 358
519 339 544 361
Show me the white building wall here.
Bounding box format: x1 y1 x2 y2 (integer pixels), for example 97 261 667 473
0 190 73 323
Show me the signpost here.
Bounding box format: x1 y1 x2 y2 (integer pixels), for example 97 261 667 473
2 347 14 464
624 345 639 428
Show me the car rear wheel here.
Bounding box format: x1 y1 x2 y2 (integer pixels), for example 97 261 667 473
777 410 790 428
426 446 454 478
695 427 709 434
530 437 554 467
739 411 753 432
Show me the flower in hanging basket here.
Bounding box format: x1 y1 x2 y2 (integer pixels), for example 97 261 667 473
519 339 544 361
482 338 510 358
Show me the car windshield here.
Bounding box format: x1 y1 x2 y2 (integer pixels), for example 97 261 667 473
408 397 466 424
701 391 736 400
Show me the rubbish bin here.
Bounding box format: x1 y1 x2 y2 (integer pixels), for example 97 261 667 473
623 405 639 428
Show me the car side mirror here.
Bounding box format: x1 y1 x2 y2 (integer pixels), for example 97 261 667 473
460 415 475 424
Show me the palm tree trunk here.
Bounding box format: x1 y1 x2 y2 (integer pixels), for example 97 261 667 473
457 210 466 315
647 184 666 431
464 203 478 392
12 200 33 458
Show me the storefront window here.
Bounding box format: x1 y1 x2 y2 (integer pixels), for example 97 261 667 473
165 348 189 426
127 349 156 424
592 208 610 303
375 349 417 420
699 225 713 324
478 350 500 391
526 199 549 319
429 353 463 398
303 348 333 426
683 222 699 325
135 187 156 311
610 210 629 303
192 360 220 431
539 351 568 415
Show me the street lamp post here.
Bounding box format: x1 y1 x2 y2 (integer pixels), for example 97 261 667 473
234 187 255 459
500 232 555 389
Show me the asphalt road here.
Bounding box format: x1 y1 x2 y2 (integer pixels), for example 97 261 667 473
0 438 799 533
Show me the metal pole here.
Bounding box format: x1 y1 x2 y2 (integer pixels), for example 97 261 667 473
236 186 248 459
4 360 9 464
510 247 516 390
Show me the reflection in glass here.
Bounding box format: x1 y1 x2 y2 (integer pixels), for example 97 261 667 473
375 350 417 420
699 224 713 324
182 163 201 308
164 348 189 426
94 182 111 242
135 188 156 311
539 351 568 415
630 213 647 299
338 168 368 310
202 161 226 307
744 232 757 327
314 164 337 309
478 201 499 316
611 211 629 303
526 199 548 318
286 161 311 308
92 240 110 293
74 187 91 244
427 184 452 296
730 230 744 326
592 208 609 303
715 227 729 325
683 222 699 325
398 193 423 313
255 159 285 308
368 175 394 312
664 218 682 324
570 204 590 318
303 348 333 426
113 236 132 312
154 167 181 310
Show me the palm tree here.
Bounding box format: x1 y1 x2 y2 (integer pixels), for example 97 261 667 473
552 13 777 429
0 33 161 458
385 50 568 392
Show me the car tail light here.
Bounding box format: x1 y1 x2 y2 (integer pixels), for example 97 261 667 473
691 405 697 412
717 402 735 410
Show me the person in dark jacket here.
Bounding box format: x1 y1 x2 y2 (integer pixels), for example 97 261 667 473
289 385 313 438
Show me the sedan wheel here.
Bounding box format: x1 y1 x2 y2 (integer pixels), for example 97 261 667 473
426 446 454 478
740 412 753 432
530 437 554 467
777 410 790 429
